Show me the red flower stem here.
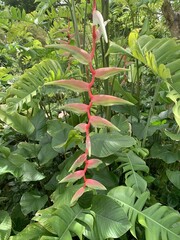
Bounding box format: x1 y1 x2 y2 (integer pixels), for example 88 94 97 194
83 0 97 187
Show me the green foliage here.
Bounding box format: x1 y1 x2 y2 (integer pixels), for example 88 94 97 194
0 0 180 239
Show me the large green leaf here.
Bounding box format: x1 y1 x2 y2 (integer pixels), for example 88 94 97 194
0 106 34 135
33 204 84 240
108 186 180 239
20 192 48 215
166 170 180 189
83 133 136 157
0 152 45 181
9 223 50 240
85 195 131 239
0 211 12 240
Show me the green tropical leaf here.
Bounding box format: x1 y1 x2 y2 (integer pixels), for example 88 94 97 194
108 186 180 239
0 152 45 181
0 211 12 240
20 192 48 215
9 223 50 240
6 59 61 112
33 204 84 239
166 170 180 189
81 133 136 158
85 195 131 239
0 106 34 135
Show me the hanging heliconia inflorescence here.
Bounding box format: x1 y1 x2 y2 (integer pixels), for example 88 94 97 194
47 0 132 205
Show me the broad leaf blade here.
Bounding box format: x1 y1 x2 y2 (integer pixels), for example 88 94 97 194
89 195 131 239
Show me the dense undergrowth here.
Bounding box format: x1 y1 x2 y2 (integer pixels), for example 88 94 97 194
0 0 180 239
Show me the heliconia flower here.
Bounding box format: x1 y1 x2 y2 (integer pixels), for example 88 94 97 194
46 44 91 65
86 159 102 169
91 94 133 106
74 123 87 133
69 153 87 172
59 170 84 183
95 67 128 79
93 10 108 43
85 179 106 190
46 79 89 93
96 19 110 42
62 103 89 114
90 115 120 131
70 186 85 206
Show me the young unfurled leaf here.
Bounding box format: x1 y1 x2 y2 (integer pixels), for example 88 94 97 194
62 103 89 114
92 95 133 106
69 153 87 172
85 179 106 190
75 123 87 133
59 170 84 183
95 67 128 79
87 159 102 169
46 44 91 64
46 79 89 93
93 10 108 43
90 115 120 131
70 187 85 205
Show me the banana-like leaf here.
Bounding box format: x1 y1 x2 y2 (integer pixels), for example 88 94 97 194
9 223 50 240
33 204 84 239
85 195 131 239
108 186 180 239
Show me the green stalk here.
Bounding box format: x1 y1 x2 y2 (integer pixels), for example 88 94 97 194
142 78 161 147
68 0 81 47
136 59 141 121
101 0 111 120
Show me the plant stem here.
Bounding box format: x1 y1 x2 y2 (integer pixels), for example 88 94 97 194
101 0 111 120
69 0 81 47
142 78 161 147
